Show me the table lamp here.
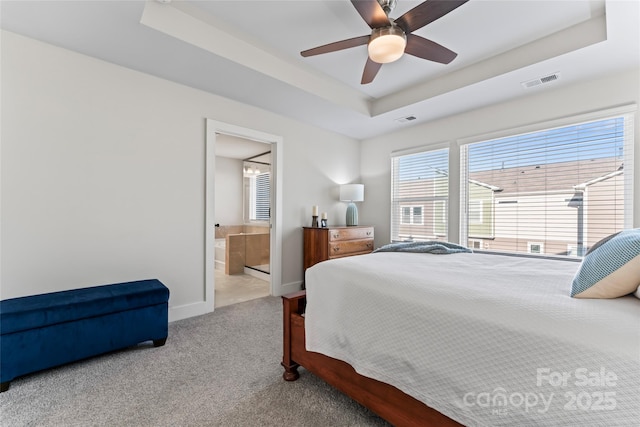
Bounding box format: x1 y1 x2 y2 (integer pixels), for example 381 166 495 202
340 184 364 226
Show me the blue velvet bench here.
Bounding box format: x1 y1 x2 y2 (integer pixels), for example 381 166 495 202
0 279 169 392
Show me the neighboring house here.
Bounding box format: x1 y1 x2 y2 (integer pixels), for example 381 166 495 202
396 175 499 242
397 157 624 257
396 175 446 241
467 179 502 241
471 156 623 256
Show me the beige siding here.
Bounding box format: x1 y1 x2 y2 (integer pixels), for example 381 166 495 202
584 173 624 245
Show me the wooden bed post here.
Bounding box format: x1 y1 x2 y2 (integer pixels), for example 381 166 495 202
281 291 306 381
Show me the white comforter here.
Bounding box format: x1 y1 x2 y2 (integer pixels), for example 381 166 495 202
305 252 640 426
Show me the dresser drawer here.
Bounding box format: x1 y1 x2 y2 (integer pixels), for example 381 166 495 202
329 239 374 258
328 227 374 242
304 225 375 271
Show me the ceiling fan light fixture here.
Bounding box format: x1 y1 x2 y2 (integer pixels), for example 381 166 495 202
368 26 406 64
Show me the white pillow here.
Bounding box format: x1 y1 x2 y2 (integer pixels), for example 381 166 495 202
571 229 640 298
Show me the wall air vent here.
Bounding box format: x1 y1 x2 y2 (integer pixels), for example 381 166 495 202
522 72 561 89
395 115 417 123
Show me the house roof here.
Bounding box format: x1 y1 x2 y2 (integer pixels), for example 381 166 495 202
470 157 623 195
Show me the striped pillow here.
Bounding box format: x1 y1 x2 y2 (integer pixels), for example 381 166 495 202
571 229 640 298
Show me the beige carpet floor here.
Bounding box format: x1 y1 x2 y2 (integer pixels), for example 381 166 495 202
0 296 389 427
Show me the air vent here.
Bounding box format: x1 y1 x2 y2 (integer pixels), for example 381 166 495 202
395 115 417 123
522 72 561 89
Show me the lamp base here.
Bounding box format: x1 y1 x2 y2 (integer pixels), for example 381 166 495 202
345 202 358 226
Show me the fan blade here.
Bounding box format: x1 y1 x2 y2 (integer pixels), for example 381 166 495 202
395 0 469 33
351 0 390 29
301 35 370 57
404 34 457 64
361 57 383 84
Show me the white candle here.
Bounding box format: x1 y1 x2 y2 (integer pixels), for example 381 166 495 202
312 205 319 216
321 212 327 219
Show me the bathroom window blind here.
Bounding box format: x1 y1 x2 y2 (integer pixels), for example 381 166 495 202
391 147 449 242
460 113 634 257
253 172 270 221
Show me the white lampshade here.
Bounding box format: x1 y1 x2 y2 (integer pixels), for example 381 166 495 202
368 26 406 64
340 184 364 202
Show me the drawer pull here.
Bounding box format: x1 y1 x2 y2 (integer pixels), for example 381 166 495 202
332 233 341 239
367 243 373 248
366 231 372 236
333 247 340 252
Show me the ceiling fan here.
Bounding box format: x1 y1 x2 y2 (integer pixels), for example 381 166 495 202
301 0 469 84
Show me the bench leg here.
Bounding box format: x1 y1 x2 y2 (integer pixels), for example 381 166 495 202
153 338 167 347
1 382 9 393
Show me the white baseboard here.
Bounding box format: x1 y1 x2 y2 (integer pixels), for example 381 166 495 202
169 280 302 321
243 266 270 281
169 301 212 322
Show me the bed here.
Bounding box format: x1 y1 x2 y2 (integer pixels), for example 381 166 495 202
281 249 640 426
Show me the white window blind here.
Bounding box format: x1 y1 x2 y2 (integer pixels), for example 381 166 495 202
460 113 634 257
391 147 449 242
252 172 270 222
247 172 271 221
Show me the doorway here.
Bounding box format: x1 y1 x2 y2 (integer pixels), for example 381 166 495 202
205 120 283 311
214 145 270 307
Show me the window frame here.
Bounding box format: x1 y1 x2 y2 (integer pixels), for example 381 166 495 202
390 144 450 242
527 242 544 254
400 205 424 225
457 105 635 259
388 105 635 259
247 171 271 223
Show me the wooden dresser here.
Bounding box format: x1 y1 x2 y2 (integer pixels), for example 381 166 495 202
303 225 374 271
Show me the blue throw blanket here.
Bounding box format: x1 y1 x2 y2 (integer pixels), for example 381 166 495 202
373 241 472 254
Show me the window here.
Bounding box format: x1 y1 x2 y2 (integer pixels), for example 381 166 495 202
468 200 483 224
243 157 271 223
391 147 448 241
401 205 423 225
528 242 544 254
251 172 270 222
469 239 483 249
255 172 270 221
460 111 634 257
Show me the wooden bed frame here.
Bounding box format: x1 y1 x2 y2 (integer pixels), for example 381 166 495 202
281 291 462 427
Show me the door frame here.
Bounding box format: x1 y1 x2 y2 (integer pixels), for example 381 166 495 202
205 119 283 311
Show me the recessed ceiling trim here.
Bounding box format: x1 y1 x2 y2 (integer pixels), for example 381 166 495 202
371 13 607 117
139 0 372 116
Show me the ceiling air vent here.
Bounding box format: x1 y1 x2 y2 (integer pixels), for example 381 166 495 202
522 72 561 89
395 116 417 123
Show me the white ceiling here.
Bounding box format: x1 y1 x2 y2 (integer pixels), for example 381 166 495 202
1 0 638 140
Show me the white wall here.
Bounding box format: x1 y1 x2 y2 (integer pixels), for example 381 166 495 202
360 68 640 247
0 31 361 318
214 156 243 226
